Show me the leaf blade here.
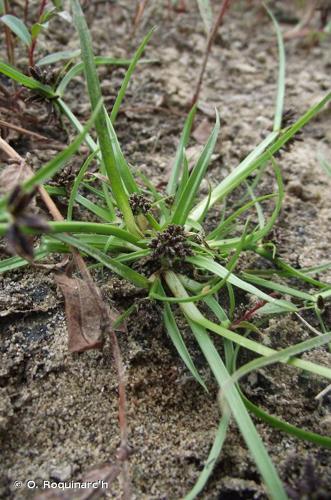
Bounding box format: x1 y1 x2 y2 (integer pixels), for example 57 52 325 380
1 14 31 46
172 110 220 224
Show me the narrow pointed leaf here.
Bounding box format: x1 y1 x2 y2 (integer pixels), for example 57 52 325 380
167 105 197 195
162 292 207 391
187 255 296 312
171 110 220 224
188 320 288 500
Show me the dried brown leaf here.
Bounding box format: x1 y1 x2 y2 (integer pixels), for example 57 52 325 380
56 274 108 353
0 160 33 196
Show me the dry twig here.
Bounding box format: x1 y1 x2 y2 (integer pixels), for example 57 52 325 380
191 0 231 107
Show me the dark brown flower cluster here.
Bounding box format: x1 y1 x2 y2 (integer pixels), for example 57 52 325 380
129 193 151 215
6 186 48 260
149 224 193 264
29 65 57 86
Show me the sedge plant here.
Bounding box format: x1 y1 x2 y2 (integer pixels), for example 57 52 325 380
0 1 331 498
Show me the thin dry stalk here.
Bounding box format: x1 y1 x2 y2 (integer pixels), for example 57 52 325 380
132 0 149 34
0 119 62 143
110 325 131 500
284 0 318 40
24 0 30 24
191 0 231 107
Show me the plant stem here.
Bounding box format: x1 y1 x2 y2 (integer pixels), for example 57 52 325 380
24 0 30 24
191 0 231 106
28 0 47 67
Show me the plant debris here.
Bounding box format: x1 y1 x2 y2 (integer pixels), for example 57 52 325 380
0 159 33 196
55 274 109 353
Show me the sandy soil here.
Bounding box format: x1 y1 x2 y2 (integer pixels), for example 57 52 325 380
0 1 331 499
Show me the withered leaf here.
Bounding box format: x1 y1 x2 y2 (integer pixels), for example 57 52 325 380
56 274 108 353
0 161 34 198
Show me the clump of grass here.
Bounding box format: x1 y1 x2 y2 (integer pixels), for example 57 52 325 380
0 1 331 498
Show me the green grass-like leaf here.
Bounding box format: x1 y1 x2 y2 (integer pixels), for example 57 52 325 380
111 27 156 124
167 105 197 196
164 271 331 380
226 330 331 393
172 110 220 224
191 92 331 221
54 234 149 288
159 282 207 391
242 392 331 449
187 255 296 312
37 49 81 66
184 416 229 499
56 56 153 96
265 6 285 131
0 60 56 97
0 248 49 273
196 0 213 35
187 319 288 500
70 0 139 236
